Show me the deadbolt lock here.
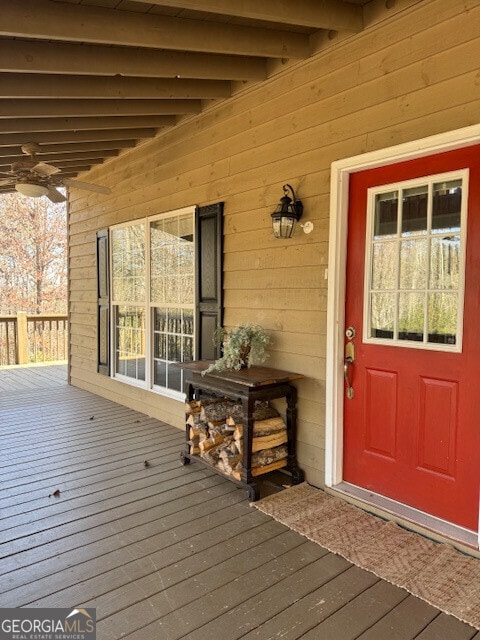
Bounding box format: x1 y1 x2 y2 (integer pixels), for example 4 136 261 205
345 326 356 340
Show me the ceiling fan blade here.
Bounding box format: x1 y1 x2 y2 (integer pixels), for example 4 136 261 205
63 178 111 195
47 187 67 203
33 162 61 177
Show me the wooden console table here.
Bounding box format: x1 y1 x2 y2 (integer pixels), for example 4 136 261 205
177 361 305 501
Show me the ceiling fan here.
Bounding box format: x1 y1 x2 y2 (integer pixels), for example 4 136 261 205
0 143 111 203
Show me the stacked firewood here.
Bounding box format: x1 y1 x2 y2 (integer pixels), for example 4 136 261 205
186 397 288 479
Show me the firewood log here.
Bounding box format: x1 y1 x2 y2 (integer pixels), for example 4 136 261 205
218 454 241 475
200 399 242 422
208 426 227 443
190 425 209 441
199 439 216 455
232 461 243 482
189 425 208 440
203 447 221 466
252 402 279 421
233 416 286 440
252 444 288 468
251 430 287 452
251 459 287 476
206 419 224 428
218 444 241 460
186 413 203 427
186 399 202 414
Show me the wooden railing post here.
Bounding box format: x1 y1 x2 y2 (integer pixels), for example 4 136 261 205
16 312 29 364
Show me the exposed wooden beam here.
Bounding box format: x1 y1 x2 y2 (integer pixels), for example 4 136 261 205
0 116 174 133
0 39 266 81
0 129 158 146
0 140 137 157
0 0 310 59
0 99 202 118
0 73 231 100
133 0 363 32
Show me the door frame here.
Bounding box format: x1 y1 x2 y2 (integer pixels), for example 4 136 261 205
325 123 480 547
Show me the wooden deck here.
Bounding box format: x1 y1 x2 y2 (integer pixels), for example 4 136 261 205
0 365 478 640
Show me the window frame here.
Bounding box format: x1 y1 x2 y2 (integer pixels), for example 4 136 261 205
110 206 196 399
363 169 469 353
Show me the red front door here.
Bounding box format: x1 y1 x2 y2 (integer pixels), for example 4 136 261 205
343 145 480 531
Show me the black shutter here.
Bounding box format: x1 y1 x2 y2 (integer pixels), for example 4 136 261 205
96 229 110 375
195 202 223 360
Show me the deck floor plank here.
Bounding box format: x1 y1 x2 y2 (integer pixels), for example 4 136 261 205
0 364 477 640
237 565 380 640
355 595 440 639
300 581 409 640
413 614 478 640
182 551 353 640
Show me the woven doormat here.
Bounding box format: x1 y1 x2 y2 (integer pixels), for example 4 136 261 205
253 483 480 629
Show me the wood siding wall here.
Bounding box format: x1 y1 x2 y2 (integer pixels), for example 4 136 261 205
68 0 480 487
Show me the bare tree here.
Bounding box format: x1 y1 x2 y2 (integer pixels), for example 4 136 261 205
0 193 67 314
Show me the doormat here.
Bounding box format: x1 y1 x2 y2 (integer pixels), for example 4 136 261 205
253 483 480 630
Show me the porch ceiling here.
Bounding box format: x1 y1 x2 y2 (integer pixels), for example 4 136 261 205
0 0 368 193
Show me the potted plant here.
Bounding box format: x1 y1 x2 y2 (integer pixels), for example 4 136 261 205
202 323 271 374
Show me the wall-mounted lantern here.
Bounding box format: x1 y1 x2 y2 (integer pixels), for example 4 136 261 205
271 184 308 239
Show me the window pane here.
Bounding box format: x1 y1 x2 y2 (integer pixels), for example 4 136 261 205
432 180 461 232
183 336 194 362
374 191 398 238
154 308 166 332
115 306 146 381
428 293 457 345
399 238 427 290
154 360 166 387
398 293 424 342
183 309 194 335
153 306 193 391
150 214 194 305
429 236 460 290
168 366 182 392
402 185 428 235
154 332 166 359
372 242 396 290
111 225 145 303
168 335 181 362
370 292 395 339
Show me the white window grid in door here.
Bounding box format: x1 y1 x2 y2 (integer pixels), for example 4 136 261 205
363 169 469 353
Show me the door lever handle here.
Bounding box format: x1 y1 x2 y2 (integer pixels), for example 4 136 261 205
344 356 354 400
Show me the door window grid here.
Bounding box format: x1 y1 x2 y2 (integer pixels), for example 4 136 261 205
364 171 468 351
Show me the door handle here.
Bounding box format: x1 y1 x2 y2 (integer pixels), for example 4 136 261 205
344 357 354 400
344 328 355 400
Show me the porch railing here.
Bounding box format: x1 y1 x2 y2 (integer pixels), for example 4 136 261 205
0 312 68 366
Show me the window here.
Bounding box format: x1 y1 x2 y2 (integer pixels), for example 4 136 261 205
110 209 195 394
96 202 223 396
364 171 468 351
